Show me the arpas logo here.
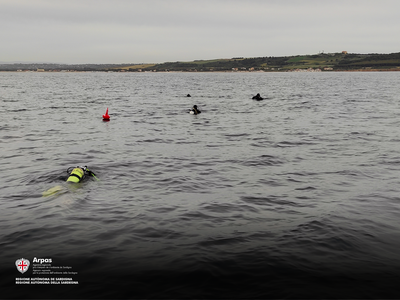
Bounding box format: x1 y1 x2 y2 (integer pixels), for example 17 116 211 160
15 258 30 274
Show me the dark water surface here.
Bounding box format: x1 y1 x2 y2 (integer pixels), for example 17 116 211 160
1 71 400 298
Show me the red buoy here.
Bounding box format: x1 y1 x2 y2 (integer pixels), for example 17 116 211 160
103 108 110 121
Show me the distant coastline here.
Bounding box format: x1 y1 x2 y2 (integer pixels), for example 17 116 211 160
1 52 400 72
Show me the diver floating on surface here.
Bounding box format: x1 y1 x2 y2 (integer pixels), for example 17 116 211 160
67 166 99 183
252 93 264 100
42 166 99 197
189 105 201 115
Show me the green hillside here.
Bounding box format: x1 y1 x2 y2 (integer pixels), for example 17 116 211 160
1 52 399 72
122 52 400 72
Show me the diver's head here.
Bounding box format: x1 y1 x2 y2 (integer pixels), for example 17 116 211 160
193 105 197 109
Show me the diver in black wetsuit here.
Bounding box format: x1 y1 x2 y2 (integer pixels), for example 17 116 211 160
252 93 264 100
189 105 201 115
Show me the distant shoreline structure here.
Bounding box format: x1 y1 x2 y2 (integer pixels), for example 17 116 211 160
1 52 400 72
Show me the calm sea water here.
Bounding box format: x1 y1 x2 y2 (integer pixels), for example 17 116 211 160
1 71 400 299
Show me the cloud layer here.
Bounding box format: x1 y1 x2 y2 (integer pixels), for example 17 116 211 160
1 0 399 63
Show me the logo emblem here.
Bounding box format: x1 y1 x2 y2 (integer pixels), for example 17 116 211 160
15 258 30 274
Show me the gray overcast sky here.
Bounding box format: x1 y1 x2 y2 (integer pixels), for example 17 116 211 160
1 0 399 64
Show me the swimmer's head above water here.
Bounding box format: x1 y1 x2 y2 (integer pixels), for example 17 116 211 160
189 105 201 115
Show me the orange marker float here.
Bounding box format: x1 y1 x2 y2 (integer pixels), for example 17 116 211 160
103 108 110 121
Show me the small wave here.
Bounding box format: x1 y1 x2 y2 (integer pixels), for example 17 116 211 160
201 202 259 214
295 186 317 191
198 236 248 247
241 154 286 167
275 140 314 147
241 195 311 208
